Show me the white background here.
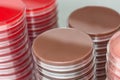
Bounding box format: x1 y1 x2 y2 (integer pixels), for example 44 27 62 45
57 0 120 27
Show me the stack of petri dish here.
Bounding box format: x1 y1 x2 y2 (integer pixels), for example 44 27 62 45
22 0 58 42
32 28 95 80
106 31 120 80
0 0 33 80
68 6 120 80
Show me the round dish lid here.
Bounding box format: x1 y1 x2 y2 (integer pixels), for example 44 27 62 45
0 0 25 25
69 6 120 37
33 28 93 66
22 0 55 11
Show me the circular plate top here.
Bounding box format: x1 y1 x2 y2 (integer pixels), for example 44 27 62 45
109 31 120 58
69 6 120 37
0 0 25 24
33 28 93 66
22 0 55 11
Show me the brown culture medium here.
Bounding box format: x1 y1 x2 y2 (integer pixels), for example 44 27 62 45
33 28 93 66
68 6 120 37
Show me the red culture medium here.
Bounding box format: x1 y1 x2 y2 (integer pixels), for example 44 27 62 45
0 0 33 79
22 0 58 43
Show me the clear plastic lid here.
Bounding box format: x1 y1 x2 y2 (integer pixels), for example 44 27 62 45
68 6 120 37
0 0 25 25
0 15 26 33
22 0 55 11
33 28 93 66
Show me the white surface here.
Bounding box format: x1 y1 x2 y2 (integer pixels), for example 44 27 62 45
57 0 120 27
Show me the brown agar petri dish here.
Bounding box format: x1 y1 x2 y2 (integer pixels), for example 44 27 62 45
68 6 120 79
32 28 95 80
